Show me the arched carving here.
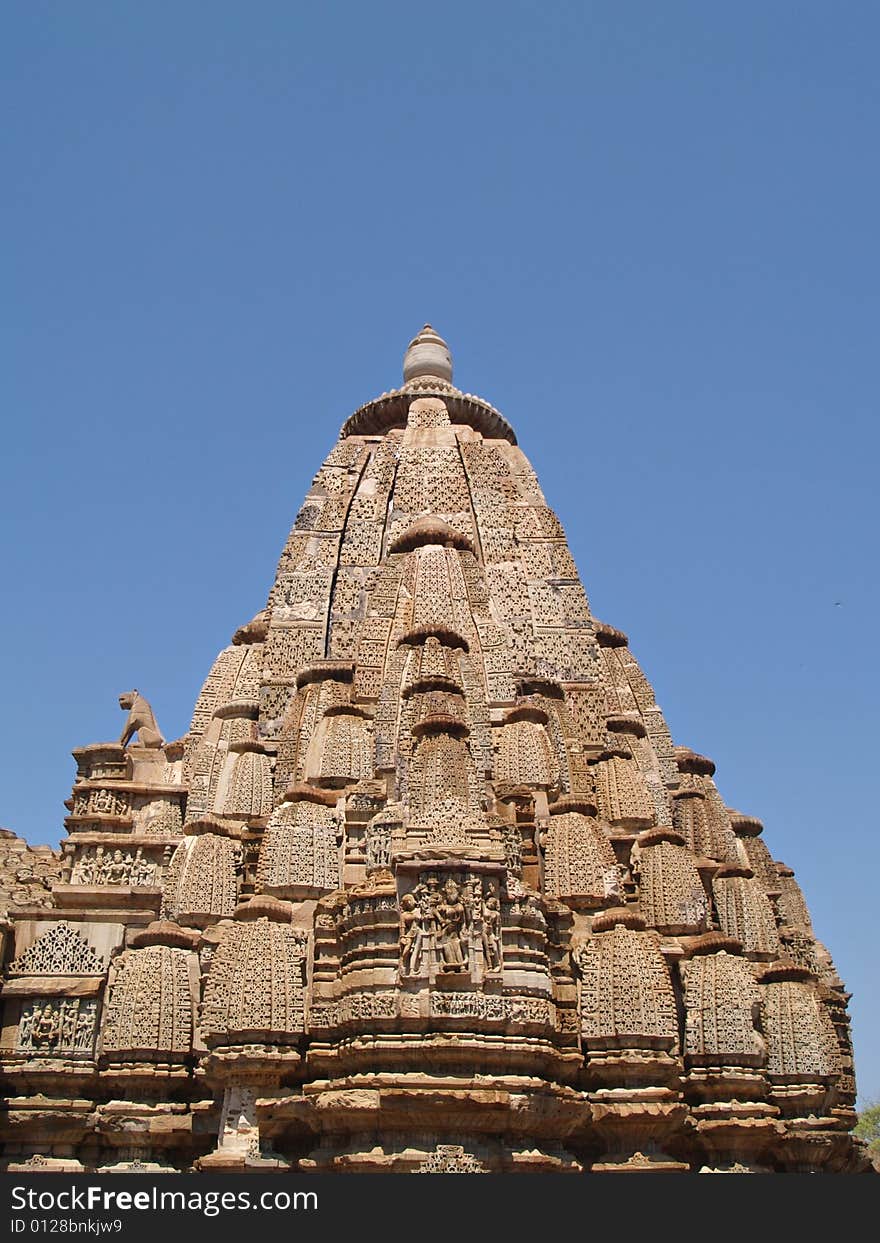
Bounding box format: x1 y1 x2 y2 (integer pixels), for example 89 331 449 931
574 923 679 1050
712 871 780 957
201 918 308 1046
592 755 654 831
631 835 710 935
681 950 763 1064
541 812 620 908
495 718 558 789
101 945 194 1061
160 833 239 925
224 748 273 817
257 799 342 897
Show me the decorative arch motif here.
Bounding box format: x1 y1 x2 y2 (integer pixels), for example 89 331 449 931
9 924 105 976
160 834 239 924
681 951 762 1063
574 926 678 1049
101 945 193 1060
201 918 308 1045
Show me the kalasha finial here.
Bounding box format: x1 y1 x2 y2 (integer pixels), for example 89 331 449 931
403 324 453 384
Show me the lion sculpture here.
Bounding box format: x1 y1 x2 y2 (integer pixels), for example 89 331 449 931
118 690 164 750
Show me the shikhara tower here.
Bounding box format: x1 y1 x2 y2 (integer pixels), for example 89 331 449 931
0 327 864 1172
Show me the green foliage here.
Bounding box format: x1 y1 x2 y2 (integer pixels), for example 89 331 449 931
855 1101 880 1155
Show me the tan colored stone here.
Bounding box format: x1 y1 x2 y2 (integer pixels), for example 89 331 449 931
0 329 861 1173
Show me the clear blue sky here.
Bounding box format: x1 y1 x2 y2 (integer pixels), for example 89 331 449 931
3 3 878 1104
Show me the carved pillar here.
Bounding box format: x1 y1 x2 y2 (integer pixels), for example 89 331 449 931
197 897 308 1171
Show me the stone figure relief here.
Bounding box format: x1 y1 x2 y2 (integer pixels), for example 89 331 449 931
399 872 502 979
71 846 163 887
17 998 97 1057
437 876 467 972
365 820 392 870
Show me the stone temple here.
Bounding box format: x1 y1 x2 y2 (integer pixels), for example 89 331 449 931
0 327 864 1173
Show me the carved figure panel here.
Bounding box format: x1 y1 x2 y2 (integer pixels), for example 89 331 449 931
71 847 162 887
399 872 502 980
17 998 97 1057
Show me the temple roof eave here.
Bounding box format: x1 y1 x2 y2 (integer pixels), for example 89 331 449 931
340 386 517 444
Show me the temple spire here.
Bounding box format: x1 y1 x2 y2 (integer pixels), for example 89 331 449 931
403 323 453 384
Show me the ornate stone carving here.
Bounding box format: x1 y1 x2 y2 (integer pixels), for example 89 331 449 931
161 833 240 924
540 810 621 908
573 916 679 1050
70 847 162 887
758 964 841 1081
416 1144 488 1173
631 830 710 935
17 998 98 1057
10 924 105 975
0 326 860 1173
593 755 654 830
101 945 193 1060
399 872 502 979
71 787 131 819
201 917 308 1046
118 690 164 749
257 798 342 896
224 748 273 817
495 717 558 789
681 946 763 1063
712 867 780 957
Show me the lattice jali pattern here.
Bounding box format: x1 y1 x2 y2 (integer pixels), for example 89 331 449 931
201 918 308 1045
408 731 477 820
9 924 105 976
495 719 558 788
160 834 239 923
737 834 780 891
257 800 342 894
593 756 655 830
774 869 815 935
305 711 373 785
101 945 193 1060
681 951 762 1062
542 813 621 907
632 840 710 935
224 750 273 817
574 927 679 1049
760 979 841 1079
416 1144 488 1173
712 874 780 957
